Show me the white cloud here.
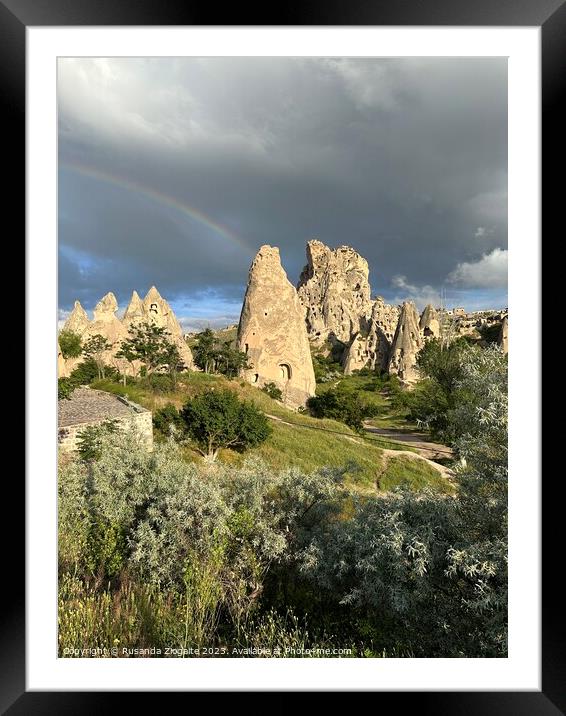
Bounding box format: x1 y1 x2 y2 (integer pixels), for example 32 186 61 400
390 275 440 311
57 309 70 330
474 226 486 238
321 58 400 110
447 248 508 288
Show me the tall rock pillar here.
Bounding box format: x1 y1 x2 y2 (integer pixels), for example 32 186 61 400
237 245 316 408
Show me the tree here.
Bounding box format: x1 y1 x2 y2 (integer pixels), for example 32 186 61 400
306 389 377 432
392 338 472 440
416 337 469 394
59 329 83 358
82 334 113 380
300 346 508 657
117 321 184 378
192 328 217 374
216 341 250 379
180 389 272 460
192 330 249 378
151 340 183 388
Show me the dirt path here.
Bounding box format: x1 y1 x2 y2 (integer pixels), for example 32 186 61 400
364 424 454 462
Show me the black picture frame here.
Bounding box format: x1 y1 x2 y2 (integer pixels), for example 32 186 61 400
10 0 559 708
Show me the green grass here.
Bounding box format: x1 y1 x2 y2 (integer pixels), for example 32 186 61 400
378 455 453 494
90 373 450 494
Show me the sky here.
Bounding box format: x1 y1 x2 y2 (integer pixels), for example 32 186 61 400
58 57 508 331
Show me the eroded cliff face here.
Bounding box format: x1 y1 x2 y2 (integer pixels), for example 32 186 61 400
419 304 441 340
237 245 316 408
343 298 400 375
297 240 373 347
387 301 424 384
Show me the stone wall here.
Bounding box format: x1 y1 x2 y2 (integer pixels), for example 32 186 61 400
58 410 153 453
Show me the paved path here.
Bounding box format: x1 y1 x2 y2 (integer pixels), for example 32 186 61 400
363 424 454 462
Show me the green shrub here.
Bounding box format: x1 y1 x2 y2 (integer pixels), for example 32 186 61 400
306 389 378 432
180 389 272 460
69 359 120 387
76 420 119 461
58 377 76 400
153 403 184 436
261 382 283 400
146 374 175 393
59 329 83 358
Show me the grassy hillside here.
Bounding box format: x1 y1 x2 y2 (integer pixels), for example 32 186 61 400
91 373 453 494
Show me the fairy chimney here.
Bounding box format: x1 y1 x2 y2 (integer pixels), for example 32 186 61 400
237 245 316 407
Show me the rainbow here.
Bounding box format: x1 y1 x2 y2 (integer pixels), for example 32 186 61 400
59 161 254 255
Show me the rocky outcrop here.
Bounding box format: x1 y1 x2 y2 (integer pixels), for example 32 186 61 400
297 240 372 347
387 301 424 384
122 290 145 327
498 315 508 354
63 300 90 335
141 286 194 369
88 292 128 345
237 245 316 408
343 298 400 374
58 287 193 375
419 304 441 340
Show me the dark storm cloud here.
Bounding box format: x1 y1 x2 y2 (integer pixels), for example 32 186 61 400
58 57 507 323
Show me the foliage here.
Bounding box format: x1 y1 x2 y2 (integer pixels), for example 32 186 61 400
390 338 474 441
76 420 119 462
261 382 283 401
180 389 272 460
191 328 217 374
69 358 105 386
59 433 347 652
58 378 76 400
192 328 250 378
59 329 82 358
59 359 119 399
82 334 113 380
59 341 507 659
117 321 184 377
145 374 176 393
297 345 508 657
153 402 185 436
306 388 378 432
311 346 344 383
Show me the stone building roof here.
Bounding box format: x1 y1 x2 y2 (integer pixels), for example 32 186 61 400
58 387 149 427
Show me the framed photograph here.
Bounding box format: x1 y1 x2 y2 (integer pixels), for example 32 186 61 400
10 0 559 707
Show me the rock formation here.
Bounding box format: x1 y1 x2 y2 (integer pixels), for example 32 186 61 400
122 290 145 327
237 245 316 407
63 300 90 335
297 240 372 347
343 298 400 375
141 286 194 369
89 292 128 344
387 301 424 384
498 315 508 354
58 287 193 376
419 304 441 340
